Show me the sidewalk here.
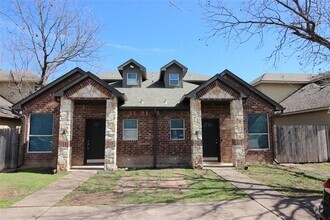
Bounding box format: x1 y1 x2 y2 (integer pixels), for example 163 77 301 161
209 167 321 220
1 170 96 219
2 200 279 220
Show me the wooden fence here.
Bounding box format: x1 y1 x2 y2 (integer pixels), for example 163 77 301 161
0 128 19 171
275 125 330 163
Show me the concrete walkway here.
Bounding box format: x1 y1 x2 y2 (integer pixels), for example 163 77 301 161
1 170 96 219
209 167 321 220
0 167 321 219
281 163 330 177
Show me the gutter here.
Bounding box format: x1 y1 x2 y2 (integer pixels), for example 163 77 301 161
275 106 330 116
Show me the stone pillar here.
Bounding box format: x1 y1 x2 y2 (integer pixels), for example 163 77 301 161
230 99 245 169
57 97 73 171
190 98 203 169
105 98 118 171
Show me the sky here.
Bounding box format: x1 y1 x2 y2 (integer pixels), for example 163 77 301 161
1 0 322 83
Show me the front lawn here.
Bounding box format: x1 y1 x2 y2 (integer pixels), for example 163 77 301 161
240 164 327 197
303 163 330 172
59 168 247 206
0 168 66 208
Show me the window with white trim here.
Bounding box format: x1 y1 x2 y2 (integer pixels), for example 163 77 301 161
170 119 185 140
169 73 179 86
247 114 269 149
123 119 138 140
127 73 138 85
29 114 53 152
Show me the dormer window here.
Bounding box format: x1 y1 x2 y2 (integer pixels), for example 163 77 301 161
169 73 179 86
160 60 188 88
118 59 147 88
127 73 138 85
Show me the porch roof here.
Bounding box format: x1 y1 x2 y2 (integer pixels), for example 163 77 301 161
53 72 127 101
181 72 248 101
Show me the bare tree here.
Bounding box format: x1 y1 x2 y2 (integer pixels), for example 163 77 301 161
202 0 330 69
0 0 102 86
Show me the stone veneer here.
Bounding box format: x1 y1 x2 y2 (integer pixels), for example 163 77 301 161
57 97 73 171
105 98 118 171
190 98 203 168
230 99 245 169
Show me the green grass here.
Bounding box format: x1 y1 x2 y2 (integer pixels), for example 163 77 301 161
303 163 330 172
59 168 247 206
0 168 66 208
240 164 327 198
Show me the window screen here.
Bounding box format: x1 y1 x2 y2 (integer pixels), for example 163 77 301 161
127 73 137 85
170 119 185 140
123 119 138 140
29 114 53 152
247 114 269 149
169 73 179 86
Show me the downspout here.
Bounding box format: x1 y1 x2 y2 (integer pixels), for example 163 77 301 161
18 113 27 168
153 109 159 168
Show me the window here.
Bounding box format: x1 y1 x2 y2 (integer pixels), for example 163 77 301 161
29 114 53 152
247 114 269 149
127 73 137 85
169 73 179 86
170 119 185 140
123 119 138 140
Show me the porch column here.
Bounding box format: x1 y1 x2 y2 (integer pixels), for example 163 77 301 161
190 98 203 169
105 98 118 171
58 97 73 171
230 99 245 169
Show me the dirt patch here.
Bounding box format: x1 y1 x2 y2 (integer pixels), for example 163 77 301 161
61 192 122 206
0 189 28 200
114 176 189 193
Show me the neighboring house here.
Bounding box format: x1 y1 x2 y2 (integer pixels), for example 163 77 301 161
251 72 330 125
12 59 283 171
251 73 313 102
0 70 40 104
276 72 330 125
0 95 19 128
0 70 39 127
251 72 330 163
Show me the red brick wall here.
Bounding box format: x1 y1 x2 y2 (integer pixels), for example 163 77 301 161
71 103 106 165
201 101 232 163
117 109 191 168
156 110 191 167
223 74 275 163
20 72 82 167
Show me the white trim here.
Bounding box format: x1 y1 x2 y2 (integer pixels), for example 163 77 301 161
170 119 185 140
169 73 179 86
27 113 54 153
247 114 270 150
123 119 138 140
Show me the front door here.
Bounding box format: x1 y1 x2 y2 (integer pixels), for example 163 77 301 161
202 119 220 162
85 119 105 164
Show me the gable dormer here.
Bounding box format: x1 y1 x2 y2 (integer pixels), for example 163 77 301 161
160 60 188 88
118 59 147 88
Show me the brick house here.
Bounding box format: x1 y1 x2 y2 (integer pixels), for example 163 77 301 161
12 59 283 171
